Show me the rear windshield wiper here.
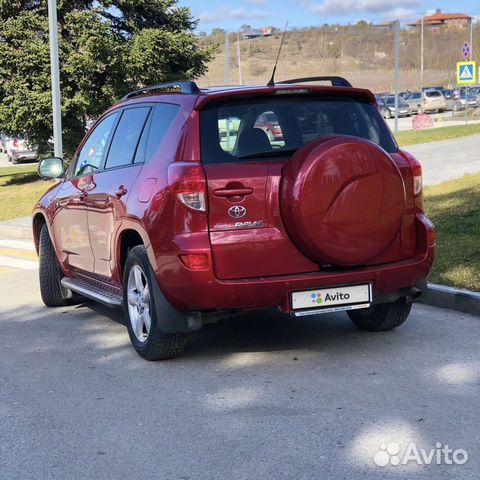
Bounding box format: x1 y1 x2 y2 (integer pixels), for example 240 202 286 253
236 148 298 160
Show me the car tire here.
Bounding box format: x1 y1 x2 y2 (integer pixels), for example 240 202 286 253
123 245 186 361
39 225 73 307
348 298 412 332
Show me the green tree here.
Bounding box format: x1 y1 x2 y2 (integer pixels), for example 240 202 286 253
0 0 215 157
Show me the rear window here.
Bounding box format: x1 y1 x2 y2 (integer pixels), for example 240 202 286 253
200 94 396 164
425 91 441 97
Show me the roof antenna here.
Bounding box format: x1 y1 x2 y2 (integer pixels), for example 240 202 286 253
267 22 288 87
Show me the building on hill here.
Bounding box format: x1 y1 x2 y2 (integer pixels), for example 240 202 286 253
408 9 472 29
242 27 273 40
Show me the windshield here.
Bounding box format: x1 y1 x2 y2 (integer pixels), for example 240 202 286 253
200 94 396 164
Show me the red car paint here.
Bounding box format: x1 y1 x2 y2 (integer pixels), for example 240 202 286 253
32 84 435 318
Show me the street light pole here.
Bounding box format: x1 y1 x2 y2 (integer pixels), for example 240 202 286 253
420 15 424 89
47 0 63 159
394 20 400 133
237 31 242 85
224 30 230 85
470 17 473 60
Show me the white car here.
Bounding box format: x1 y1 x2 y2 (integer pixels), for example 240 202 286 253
5 137 38 163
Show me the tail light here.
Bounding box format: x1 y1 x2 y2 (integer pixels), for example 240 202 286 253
409 157 424 211
167 162 207 212
400 149 424 212
413 166 422 196
13 138 19 147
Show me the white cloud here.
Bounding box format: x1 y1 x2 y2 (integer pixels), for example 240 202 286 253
198 5 268 24
309 0 421 16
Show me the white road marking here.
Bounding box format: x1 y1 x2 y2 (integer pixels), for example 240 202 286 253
0 256 38 270
0 239 35 251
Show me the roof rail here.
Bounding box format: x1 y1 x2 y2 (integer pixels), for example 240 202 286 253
121 81 201 100
278 76 352 88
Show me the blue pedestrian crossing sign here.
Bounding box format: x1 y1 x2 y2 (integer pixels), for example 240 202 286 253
456 61 477 85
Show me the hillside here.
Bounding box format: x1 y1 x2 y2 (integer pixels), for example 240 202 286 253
197 23 479 92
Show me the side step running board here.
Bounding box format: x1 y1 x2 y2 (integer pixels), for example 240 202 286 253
61 277 122 308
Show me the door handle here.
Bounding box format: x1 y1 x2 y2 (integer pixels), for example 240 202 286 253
213 187 253 197
115 185 128 198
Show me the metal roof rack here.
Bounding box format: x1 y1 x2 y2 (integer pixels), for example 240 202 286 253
121 81 201 100
278 76 352 88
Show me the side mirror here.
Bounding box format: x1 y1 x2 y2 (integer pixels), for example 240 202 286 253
38 157 64 179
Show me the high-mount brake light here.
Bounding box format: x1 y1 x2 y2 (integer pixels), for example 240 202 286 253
274 89 311 95
168 162 207 212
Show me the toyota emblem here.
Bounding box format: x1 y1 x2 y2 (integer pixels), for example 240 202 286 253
228 205 247 218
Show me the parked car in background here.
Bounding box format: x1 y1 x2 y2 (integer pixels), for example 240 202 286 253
254 110 284 140
442 89 458 111
377 96 411 118
458 88 479 109
405 90 446 114
5 137 38 163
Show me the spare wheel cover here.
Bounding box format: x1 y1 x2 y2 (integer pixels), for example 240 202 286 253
280 136 406 266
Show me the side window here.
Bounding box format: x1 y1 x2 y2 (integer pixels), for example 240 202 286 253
74 113 118 176
144 103 180 162
105 107 151 169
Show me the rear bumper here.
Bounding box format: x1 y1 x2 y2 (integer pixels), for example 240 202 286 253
154 213 435 313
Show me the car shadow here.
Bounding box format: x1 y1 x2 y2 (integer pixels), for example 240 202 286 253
80 298 390 362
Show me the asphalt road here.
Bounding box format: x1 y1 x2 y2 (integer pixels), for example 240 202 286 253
404 135 480 186
1 245 480 479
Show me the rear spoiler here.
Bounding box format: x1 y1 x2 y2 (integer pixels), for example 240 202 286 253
278 76 352 88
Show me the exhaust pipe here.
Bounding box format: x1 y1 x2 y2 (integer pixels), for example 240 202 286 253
406 287 423 303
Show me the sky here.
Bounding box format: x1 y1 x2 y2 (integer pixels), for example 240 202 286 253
180 0 480 32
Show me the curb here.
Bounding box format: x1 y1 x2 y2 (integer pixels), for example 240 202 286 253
0 224 32 240
421 283 480 317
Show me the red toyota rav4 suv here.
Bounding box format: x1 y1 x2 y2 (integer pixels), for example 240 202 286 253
34 77 435 360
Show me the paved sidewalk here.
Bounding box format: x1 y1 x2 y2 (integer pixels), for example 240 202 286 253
0 237 37 274
0 216 32 240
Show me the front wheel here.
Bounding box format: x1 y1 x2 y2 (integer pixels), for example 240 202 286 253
123 246 186 361
348 298 412 332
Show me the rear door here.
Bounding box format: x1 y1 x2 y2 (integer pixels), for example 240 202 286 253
200 102 317 280
84 106 151 280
